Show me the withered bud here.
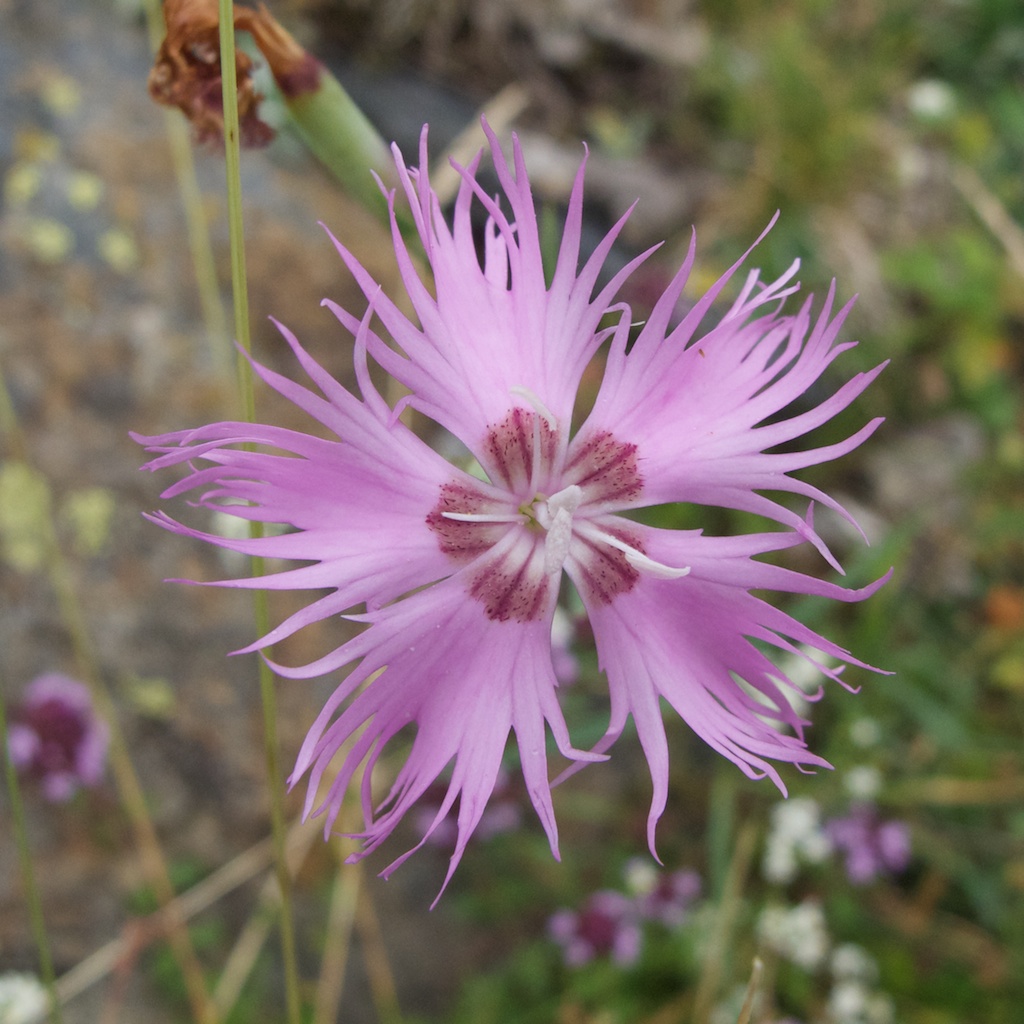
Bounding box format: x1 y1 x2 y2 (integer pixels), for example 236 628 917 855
242 4 321 98
149 0 321 147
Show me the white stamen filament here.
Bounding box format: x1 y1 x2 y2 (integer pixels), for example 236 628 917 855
441 511 526 524
576 521 690 579
529 403 544 493
509 385 557 432
624 548 691 579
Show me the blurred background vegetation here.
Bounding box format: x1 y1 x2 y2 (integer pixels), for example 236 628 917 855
1 0 1022 1022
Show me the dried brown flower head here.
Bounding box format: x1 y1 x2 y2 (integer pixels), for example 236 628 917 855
149 0 320 147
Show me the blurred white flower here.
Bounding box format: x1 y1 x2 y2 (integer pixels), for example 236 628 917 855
907 79 956 121
849 717 882 749
763 797 832 883
827 943 895 1023
0 973 49 1024
844 765 882 801
827 977 895 1024
623 856 660 897
831 942 879 982
829 979 870 1023
758 900 830 970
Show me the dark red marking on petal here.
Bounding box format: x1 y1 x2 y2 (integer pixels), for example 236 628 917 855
469 542 551 623
426 482 511 564
482 407 557 493
573 522 643 606
564 430 643 506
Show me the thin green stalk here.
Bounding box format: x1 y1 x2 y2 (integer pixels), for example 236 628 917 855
355 884 403 1024
313 796 363 1024
0 675 63 1024
707 765 739 899
736 957 765 1024
693 821 759 1024
165 113 234 377
213 821 320 1019
282 71 393 219
217 6 302 1022
143 0 233 380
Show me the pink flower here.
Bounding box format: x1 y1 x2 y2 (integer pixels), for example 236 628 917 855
826 803 911 884
633 866 702 928
7 672 108 802
136 123 888 895
548 890 642 967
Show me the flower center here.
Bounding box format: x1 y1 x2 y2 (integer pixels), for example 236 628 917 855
427 404 687 623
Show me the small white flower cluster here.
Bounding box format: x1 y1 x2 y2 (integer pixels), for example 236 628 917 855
827 944 896 1024
754 909 898 1024
623 856 660 897
762 797 832 884
0 973 48 1024
845 718 884 801
849 716 882 749
906 79 957 122
758 900 831 971
843 765 883 802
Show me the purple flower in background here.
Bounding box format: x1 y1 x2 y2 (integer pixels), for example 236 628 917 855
549 890 642 967
826 803 911 884
136 122 888 893
7 672 108 802
633 866 702 928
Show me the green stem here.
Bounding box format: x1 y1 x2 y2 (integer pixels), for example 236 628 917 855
707 765 738 899
217 6 302 1023
0 676 63 1024
692 820 759 1024
282 72 393 220
143 0 232 378
167 114 234 378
